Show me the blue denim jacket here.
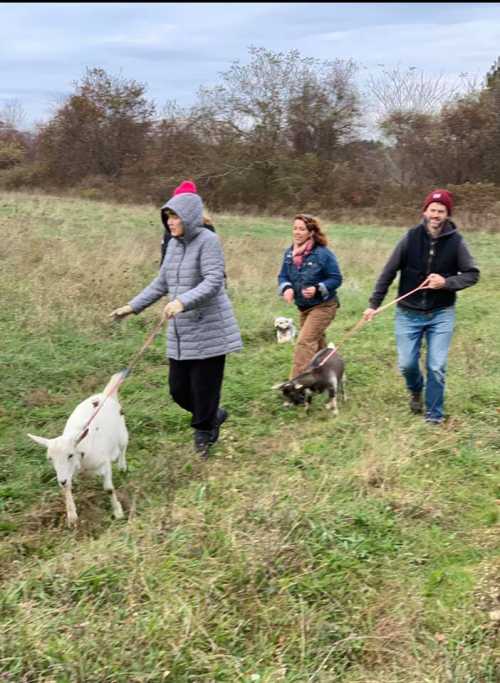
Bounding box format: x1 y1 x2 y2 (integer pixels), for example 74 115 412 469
278 244 342 310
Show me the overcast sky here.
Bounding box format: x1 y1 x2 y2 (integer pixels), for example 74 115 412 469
2 2 500 129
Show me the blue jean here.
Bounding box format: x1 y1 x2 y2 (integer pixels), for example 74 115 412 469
395 306 455 421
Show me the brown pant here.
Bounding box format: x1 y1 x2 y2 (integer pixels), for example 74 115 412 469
290 300 338 379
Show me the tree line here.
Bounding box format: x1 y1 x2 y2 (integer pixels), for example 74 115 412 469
1 48 500 221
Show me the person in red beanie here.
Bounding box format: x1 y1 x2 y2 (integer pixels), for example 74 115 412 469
160 179 216 265
363 189 479 424
110 183 242 459
173 180 197 196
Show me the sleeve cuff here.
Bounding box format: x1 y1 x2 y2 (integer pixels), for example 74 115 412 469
317 282 329 299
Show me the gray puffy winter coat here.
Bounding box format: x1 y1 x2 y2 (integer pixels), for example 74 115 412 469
129 193 243 360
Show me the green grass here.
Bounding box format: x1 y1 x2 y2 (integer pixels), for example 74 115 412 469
0 191 499 681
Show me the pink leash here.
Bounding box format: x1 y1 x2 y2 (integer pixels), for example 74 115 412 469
75 280 433 440
75 311 168 444
316 279 431 368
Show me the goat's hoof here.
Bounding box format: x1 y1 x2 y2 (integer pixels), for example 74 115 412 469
113 505 124 519
67 514 78 527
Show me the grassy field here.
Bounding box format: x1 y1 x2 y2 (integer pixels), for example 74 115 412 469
0 192 499 682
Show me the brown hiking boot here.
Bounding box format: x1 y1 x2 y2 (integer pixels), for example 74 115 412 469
409 391 423 414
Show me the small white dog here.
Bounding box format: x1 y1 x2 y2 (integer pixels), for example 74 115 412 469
274 316 297 344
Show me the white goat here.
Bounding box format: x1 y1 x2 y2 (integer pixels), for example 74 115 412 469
28 373 128 526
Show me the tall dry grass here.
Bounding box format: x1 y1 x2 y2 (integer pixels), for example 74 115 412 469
1 191 499 682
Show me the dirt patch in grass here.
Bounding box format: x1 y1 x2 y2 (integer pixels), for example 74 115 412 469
22 389 66 408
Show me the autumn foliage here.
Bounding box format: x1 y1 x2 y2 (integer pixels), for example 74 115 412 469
1 53 500 224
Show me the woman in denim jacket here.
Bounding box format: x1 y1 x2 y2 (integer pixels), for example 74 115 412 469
278 213 343 378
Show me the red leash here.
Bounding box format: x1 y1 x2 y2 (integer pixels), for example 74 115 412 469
316 279 431 368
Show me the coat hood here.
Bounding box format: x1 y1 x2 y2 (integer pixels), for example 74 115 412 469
161 193 204 242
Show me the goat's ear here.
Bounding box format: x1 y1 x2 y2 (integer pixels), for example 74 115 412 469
74 428 89 446
271 382 286 390
27 433 51 448
294 383 304 390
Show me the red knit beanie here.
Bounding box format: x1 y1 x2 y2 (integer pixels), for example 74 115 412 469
422 189 453 216
173 180 198 196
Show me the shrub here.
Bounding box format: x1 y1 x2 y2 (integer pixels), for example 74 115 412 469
0 162 45 189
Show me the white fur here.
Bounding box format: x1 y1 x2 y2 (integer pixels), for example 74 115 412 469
274 316 297 344
325 374 339 414
28 373 128 526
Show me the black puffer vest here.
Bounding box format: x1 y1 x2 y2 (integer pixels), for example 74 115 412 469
399 222 461 311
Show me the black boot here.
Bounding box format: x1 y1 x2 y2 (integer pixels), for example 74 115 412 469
409 391 423 414
194 429 212 459
209 408 228 445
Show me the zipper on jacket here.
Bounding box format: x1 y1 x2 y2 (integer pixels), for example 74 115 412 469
173 241 186 358
422 239 436 309
426 240 436 275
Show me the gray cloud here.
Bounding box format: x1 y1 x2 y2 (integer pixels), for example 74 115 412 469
1 2 499 128
102 45 228 65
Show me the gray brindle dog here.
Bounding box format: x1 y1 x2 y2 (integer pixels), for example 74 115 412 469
273 344 346 415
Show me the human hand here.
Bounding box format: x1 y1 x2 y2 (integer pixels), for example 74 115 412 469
426 273 446 289
283 289 294 304
362 307 377 322
302 286 317 299
164 299 184 318
109 304 134 320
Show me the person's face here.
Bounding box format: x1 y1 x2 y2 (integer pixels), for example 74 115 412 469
293 219 310 246
423 202 448 234
168 213 184 237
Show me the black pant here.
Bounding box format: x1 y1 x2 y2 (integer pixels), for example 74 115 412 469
168 355 226 431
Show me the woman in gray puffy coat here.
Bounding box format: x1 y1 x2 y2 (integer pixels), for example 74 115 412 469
111 188 243 458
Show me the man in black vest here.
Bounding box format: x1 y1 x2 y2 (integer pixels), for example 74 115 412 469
363 189 479 424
